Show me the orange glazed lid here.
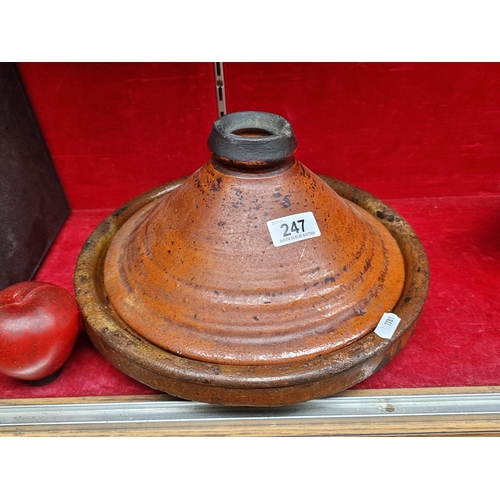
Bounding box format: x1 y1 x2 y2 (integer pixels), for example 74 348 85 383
103 111 405 366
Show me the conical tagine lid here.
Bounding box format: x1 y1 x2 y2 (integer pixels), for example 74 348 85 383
103 111 405 366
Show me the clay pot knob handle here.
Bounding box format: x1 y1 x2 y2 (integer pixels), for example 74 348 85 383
207 111 297 166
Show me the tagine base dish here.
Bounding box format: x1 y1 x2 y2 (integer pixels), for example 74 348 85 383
75 175 429 407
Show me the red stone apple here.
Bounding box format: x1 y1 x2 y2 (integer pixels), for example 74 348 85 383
0 281 80 383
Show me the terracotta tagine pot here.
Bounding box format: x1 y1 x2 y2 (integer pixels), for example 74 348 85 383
75 111 429 406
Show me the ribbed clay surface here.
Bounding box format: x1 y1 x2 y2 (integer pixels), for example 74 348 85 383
103 160 405 365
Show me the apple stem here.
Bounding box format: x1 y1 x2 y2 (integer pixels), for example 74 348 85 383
11 291 24 304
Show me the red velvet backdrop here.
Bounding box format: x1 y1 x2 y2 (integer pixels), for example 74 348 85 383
1 62 498 399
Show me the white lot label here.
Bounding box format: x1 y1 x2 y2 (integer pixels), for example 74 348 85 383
374 312 401 339
267 211 321 247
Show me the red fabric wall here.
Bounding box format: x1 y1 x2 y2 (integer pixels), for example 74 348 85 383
18 63 500 209
225 63 500 200
17 63 216 210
